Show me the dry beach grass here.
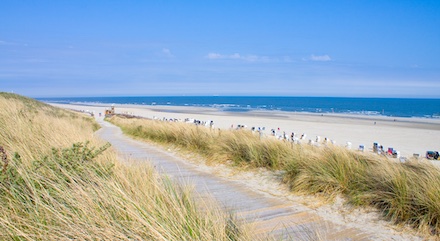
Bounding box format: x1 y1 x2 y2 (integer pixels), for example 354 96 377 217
109 114 440 237
0 93 252 240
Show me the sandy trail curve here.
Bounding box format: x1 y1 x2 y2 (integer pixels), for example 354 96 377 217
94 116 420 240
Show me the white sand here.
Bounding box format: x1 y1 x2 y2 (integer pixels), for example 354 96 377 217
52 102 440 161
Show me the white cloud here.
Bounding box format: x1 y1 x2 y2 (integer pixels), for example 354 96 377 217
207 53 223 59
307 54 332 62
230 53 241 59
0 40 16 46
206 52 273 62
0 40 27 46
282 56 293 62
162 48 174 58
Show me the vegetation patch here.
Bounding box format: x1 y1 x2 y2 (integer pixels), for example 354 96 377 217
109 115 440 236
0 93 250 240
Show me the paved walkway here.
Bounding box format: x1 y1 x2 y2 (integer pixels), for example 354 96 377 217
95 118 374 240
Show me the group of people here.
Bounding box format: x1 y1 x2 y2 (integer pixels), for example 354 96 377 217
153 116 215 129
185 118 214 128
151 116 408 159
225 123 341 147
254 127 338 147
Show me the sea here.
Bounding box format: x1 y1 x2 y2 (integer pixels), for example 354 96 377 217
39 96 440 119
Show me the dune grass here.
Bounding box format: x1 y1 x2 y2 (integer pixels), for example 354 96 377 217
109 115 440 236
0 93 251 240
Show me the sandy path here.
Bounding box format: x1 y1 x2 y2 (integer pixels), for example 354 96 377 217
93 115 422 240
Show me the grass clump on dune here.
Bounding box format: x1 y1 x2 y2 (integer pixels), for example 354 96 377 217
112 116 294 169
109 114 440 236
0 93 249 240
285 148 440 234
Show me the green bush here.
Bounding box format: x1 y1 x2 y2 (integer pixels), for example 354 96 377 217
0 142 112 201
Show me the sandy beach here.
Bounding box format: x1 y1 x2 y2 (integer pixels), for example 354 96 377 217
51 102 440 162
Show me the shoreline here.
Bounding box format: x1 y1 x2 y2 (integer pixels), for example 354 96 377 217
49 101 440 124
49 102 440 161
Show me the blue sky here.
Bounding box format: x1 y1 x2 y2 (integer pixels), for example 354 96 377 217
1 1 439 98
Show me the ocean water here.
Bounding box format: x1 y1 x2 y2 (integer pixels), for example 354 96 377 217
39 96 440 118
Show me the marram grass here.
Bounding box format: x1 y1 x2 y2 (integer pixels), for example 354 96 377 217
0 93 253 240
109 114 440 236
